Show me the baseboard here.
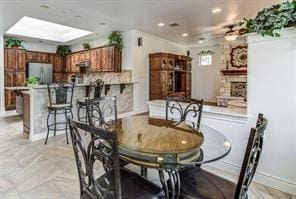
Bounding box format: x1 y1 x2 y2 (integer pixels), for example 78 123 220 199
207 159 296 195
132 107 148 115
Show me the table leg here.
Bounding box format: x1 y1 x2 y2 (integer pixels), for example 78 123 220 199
159 170 169 199
158 169 180 199
140 167 148 178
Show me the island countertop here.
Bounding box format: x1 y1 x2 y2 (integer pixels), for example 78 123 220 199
5 82 137 91
9 82 135 142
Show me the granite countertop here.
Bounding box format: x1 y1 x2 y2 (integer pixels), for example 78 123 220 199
5 82 137 90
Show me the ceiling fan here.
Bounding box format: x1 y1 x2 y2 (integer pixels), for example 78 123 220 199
222 23 247 41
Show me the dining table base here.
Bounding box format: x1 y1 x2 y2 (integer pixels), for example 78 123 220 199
159 169 180 199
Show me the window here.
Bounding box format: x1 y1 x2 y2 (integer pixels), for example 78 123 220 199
198 50 214 66
199 54 213 66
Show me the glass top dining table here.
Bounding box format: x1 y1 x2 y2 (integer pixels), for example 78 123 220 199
99 115 232 168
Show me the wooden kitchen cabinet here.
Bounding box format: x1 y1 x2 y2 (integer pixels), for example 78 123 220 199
23 93 30 134
90 48 103 72
70 53 80 73
16 49 26 71
4 48 27 110
38 53 49 63
65 55 71 72
26 51 38 62
49 54 57 70
90 49 98 72
5 72 14 87
5 90 16 110
79 50 90 62
26 51 49 63
4 48 16 71
56 55 65 73
101 46 121 72
15 72 26 86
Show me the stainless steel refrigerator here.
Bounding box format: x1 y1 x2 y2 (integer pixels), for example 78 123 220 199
27 63 53 84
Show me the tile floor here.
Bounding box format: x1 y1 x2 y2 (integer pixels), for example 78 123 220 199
0 112 295 199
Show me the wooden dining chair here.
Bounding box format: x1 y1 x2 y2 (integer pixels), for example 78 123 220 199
68 118 165 199
165 96 204 130
178 113 268 199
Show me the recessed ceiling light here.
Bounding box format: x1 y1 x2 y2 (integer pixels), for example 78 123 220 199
40 5 50 9
158 22 165 27
198 38 205 44
182 33 188 37
212 8 222 14
75 16 82 19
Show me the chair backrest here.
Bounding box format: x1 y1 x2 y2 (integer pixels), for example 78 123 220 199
86 96 118 127
47 81 75 106
68 118 122 199
89 79 104 99
234 113 268 199
165 96 204 129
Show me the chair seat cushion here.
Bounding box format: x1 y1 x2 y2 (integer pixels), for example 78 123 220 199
97 168 164 199
48 103 71 108
179 167 236 199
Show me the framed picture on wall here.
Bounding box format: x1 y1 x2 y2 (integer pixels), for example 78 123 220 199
230 45 248 68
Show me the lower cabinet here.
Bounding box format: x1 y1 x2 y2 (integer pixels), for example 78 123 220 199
5 90 16 110
23 93 30 134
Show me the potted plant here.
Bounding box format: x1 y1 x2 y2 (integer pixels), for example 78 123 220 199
5 38 25 48
107 31 123 51
56 45 72 57
82 42 91 50
25 77 39 87
242 0 296 37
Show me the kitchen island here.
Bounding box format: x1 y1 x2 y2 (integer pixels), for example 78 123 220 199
6 82 135 141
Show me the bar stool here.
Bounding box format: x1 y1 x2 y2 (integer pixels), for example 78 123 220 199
45 81 75 145
77 79 104 122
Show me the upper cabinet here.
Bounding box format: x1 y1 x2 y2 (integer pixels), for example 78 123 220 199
101 46 121 72
79 50 90 62
4 48 26 74
26 51 49 63
90 48 100 72
4 48 26 110
72 46 121 73
70 52 80 73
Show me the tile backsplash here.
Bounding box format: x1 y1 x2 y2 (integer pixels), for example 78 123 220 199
83 70 132 84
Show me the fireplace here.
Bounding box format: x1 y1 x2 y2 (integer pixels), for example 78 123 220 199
216 74 247 107
230 82 247 98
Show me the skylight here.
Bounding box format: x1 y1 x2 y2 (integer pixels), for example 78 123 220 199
6 16 92 42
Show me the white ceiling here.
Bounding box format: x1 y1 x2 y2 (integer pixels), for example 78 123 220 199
1 0 283 46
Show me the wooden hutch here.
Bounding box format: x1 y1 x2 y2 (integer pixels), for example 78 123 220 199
149 53 192 100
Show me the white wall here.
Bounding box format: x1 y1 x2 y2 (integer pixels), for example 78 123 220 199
199 30 296 195
132 30 186 113
189 44 221 101
70 37 108 53
0 35 4 114
247 29 296 194
23 41 57 53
